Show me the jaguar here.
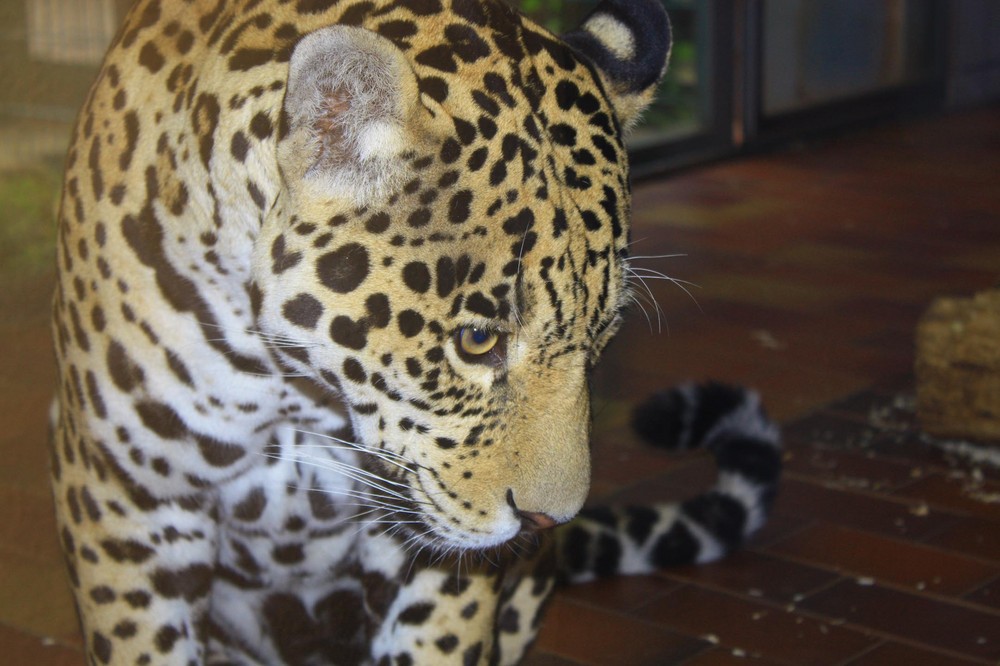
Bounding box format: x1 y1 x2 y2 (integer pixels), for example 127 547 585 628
50 0 781 663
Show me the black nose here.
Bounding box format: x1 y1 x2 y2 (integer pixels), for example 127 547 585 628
506 489 559 531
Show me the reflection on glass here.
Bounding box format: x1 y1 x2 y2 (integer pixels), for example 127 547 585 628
762 0 936 115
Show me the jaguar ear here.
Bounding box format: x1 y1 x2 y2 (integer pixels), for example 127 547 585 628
562 0 672 131
281 26 422 205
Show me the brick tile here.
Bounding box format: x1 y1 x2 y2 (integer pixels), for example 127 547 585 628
965 577 1000 612
923 518 1000 563
0 626 82 666
678 646 785 665
798 580 1000 661
772 478 960 540
533 596 707 666
783 445 921 493
662 550 839 605
557 575 678 613
768 523 1000 596
892 475 1000 521
521 650 585 666
781 413 882 450
640 585 877 665
747 512 814 549
845 641 983 665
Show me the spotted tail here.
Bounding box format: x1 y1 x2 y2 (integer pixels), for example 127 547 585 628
556 383 782 584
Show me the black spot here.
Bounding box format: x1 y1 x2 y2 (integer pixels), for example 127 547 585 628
406 208 431 228
436 634 459 654
233 487 267 521
478 115 498 140
683 491 748 552
150 564 213 602
445 23 490 63
502 208 534 236
402 262 431 294
498 607 519 633
452 0 487 24
196 435 246 467
85 371 107 419
124 590 152 608
271 235 302 274
113 620 137 639
330 316 368 350
454 117 477 144
365 211 391 234
440 576 471 596
135 400 187 439
555 80 580 110
467 147 487 171
165 349 193 387
100 538 155 564
625 506 659 544
272 543 305 564
419 76 449 103
398 601 435 625
229 48 276 71
417 45 458 73
448 190 472 224
365 293 391 328
398 309 425 337
435 437 458 450
155 624 180 654
464 292 496 318
436 257 456 297
462 642 483 666
139 41 165 73
343 357 367 383
440 137 462 163
593 533 622 577
560 526 590 575
92 631 112 663
250 111 273 139
650 521 700 567
295 0 341 13
317 243 370 293
282 293 323 329
581 210 601 231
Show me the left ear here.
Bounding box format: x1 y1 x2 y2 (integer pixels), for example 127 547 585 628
562 0 672 130
279 26 425 206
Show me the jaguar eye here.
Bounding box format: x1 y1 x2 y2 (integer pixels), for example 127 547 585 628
458 327 499 356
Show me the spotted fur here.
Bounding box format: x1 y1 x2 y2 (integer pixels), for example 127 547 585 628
50 1 775 664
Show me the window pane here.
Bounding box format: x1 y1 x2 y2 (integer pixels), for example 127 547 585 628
762 0 938 115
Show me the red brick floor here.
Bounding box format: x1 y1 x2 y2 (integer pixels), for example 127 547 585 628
2 107 999 664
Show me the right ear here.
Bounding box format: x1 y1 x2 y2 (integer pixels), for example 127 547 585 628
280 26 423 206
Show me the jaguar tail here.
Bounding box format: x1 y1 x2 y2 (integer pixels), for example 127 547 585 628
556 383 782 584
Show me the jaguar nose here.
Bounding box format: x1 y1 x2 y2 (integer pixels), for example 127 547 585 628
506 489 561 532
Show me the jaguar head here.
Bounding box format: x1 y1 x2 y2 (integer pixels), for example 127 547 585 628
253 0 671 549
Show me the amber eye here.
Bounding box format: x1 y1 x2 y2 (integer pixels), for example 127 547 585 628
457 327 500 357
